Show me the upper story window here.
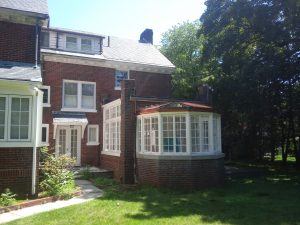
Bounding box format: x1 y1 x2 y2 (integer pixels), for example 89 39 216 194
0 95 32 142
115 70 128 90
81 39 92 52
62 80 96 112
66 36 78 51
41 31 49 48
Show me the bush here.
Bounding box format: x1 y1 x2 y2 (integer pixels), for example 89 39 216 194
0 188 16 206
39 148 76 199
79 166 92 180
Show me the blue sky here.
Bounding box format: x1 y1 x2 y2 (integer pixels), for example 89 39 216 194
48 0 206 45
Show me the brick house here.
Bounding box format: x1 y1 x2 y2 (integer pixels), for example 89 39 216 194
0 0 224 196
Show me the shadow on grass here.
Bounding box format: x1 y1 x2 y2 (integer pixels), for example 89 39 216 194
93 173 300 225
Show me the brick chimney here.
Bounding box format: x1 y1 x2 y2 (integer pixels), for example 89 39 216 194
139 29 153 44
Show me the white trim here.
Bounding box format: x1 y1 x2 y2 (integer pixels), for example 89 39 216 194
7 96 32 142
137 111 222 157
41 85 51 107
101 150 120 157
62 79 96 112
87 124 99 146
41 124 49 146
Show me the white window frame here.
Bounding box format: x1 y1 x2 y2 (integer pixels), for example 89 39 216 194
62 80 97 112
41 124 49 146
0 95 8 141
41 85 51 107
102 99 121 156
114 70 128 90
7 96 32 142
87 124 99 146
137 112 221 156
66 35 78 51
81 38 92 52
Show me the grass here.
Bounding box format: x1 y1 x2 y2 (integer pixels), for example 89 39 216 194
5 173 300 225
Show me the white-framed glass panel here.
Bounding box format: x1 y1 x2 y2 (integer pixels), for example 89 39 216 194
151 117 159 152
0 96 7 140
191 115 201 153
87 125 99 145
162 116 174 153
81 83 95 109
66 36 77 50
41 31 49 48
115 70 128 90
102 99 121 154
41 124 49 146
63 80 96 112
81 39 92 52
64 82 78 108
201 117 209 152
9 97 31 141
136 118 142 152
41 86 50 107
175 116 187 152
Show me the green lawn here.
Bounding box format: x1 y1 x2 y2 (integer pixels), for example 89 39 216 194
6 172 300 225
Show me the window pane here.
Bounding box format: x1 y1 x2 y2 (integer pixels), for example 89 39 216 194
20 126 29 139
81 39 92 52
10 126 19 139
41 32 49 48
41 88 49 104
0 98 6 138
11 112 19 125
66 36 77 50
64 83 78 108
11 98 20 111
21 98 29 111
115 71 128 89
42 127 47 142
162 116 174 152
89 127 96 142
81 84 95 109
20 112 29 125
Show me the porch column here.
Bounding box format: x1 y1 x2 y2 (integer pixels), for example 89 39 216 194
119 79 136 184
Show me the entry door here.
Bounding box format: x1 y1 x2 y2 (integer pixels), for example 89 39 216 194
56 126 81 166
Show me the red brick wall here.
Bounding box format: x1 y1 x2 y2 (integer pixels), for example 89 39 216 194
137 157 225 189
100 154 120 179
0 148 33 195
130 71 172 98
0 21 36 64
42 61 172 168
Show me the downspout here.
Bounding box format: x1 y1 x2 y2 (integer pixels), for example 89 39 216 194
32 87 39 195
34 19 39 68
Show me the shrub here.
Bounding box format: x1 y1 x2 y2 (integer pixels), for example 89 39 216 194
79 166 92 180
39 148 76 199
0 188 16 206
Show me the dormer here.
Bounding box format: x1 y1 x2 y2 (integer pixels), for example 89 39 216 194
41 27 105 55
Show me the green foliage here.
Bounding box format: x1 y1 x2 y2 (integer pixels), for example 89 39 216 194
0 188 16 206
79 166 92 180
39 148 76 199
160 21 209 98
199 0 300 162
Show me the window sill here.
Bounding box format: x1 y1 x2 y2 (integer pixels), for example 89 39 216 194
86 142 99 146
40 143 49 147
101 150 120 157
136 153 225 160
43 104 51 107
114 87 121 91
61 108 97 113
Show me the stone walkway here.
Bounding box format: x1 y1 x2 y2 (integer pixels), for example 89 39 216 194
0 180 103 224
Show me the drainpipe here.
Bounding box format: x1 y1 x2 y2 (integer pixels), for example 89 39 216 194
32 87 40 195
34 19 39 68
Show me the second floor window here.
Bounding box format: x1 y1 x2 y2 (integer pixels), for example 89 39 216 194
63 80 96 112
115 70 128 90
66 36 77 50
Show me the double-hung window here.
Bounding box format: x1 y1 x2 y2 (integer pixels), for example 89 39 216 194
63 80 96 112
0 96 31 142
87 125 99 145
81 39 92 52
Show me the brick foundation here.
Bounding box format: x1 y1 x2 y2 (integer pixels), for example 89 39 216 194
137 156 225 189
100 154 120 179
0 148 34 195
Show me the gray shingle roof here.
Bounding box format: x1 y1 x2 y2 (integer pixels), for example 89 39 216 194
103 36 175 68
0 0 48 16
0 61 42 82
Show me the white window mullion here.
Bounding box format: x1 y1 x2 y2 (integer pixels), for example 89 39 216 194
173 115 176 153
186 113 191 155
141 117 144 154
208 114 213 153
158 114 162 154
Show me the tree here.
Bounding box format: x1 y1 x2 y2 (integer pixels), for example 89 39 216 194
160 21 209 99
199 0 300 164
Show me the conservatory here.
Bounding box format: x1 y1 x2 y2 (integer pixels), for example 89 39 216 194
136 102 225 188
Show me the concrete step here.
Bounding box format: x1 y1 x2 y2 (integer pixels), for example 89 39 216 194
74 166 113 179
